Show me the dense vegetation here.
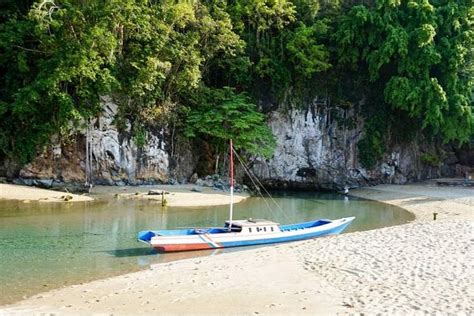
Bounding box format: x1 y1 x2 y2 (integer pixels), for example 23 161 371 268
0 0 472 169
335 0 474 167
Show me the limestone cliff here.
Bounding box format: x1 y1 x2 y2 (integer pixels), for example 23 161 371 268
5 97 469 190
13 97 172 188
252 102 442 191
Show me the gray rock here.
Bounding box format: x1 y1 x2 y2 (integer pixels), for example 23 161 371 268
148 190 169 195
380 163 395 177
249 102 441 190
6 96 453 190
213 183 225 191
13 96 170 186
251 104 362 189
36 179 54 189
14 178 34 186
189 173 198 184
203 180 214 187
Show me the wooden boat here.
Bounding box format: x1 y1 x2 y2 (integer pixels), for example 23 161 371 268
138 217 354 252
138 140 355 252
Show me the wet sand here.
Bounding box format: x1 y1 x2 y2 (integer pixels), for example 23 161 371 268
1 183 473 315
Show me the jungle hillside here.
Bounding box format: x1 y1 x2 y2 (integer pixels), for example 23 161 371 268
0 0 473 171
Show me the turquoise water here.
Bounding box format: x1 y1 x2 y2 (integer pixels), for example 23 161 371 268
0 192 414 305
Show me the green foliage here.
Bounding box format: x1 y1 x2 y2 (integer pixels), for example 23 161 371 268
226 0 332 101
0 0 251 163
0 1 120 162
335 0 474 148
286 22 331 78
185 87 276 158
0 0 472 170
132 126 147 149
357 118 386 169
420 152 441 167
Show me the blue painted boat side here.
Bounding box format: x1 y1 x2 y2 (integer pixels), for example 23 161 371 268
138 229 191 242
156 229 197 236
280 219 332 231
138 217 354 246
220 219 353 248
138 219 336 242
137 227 229 242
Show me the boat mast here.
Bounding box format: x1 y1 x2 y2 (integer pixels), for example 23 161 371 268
229 139 234 230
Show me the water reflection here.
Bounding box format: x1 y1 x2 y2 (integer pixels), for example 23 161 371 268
0 192 414 305
103 248 158 257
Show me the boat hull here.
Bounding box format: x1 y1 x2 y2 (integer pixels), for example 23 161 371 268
141 217 355 252
156 243 215 252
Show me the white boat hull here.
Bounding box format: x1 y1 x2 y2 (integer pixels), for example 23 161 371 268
139 217 355 252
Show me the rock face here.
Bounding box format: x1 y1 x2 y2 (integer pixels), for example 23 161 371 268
250 101 453 191
16 97 170 187
251 105 360 190
89 98 169 185
5 97 471 190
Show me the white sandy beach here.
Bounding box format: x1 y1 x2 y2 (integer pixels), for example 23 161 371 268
0 183 93 202
92 184 248 207
0 183 248 207
1 183 473 315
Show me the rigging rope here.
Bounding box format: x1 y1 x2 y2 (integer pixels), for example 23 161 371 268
232 149 292 223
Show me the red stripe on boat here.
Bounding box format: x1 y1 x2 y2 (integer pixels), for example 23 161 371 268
154 243 215 252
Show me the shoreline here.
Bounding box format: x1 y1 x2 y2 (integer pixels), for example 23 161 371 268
348 183 474 222
0 183 93 202
91 184 248 207
1 183 473 314
0 183 248 207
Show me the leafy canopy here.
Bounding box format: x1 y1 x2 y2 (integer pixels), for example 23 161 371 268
335 0 473 144
185 87 276 158
0 0 472 170
0 0 119 162
0 0 271 164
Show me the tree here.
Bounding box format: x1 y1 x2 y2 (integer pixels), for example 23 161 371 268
226 0 333 103
335 0 473 143
334 0 473 167
0 0 246 163
0 0 119 163
185 87 276 158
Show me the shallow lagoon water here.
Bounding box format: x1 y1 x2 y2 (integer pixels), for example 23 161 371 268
0 191 414 305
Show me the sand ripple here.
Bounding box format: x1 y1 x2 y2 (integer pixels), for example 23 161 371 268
299 220 474 314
